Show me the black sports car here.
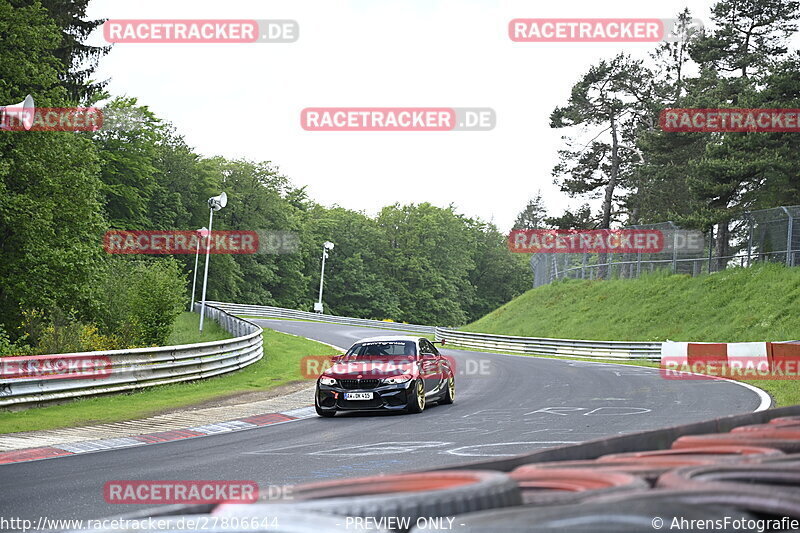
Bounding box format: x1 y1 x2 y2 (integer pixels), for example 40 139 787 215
314 335 455 417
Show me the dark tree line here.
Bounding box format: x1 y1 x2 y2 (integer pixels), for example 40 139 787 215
0 0 530 354
516 0 800 253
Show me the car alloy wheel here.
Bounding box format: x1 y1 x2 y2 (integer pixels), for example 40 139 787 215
407 379 426 413
440 375 455 405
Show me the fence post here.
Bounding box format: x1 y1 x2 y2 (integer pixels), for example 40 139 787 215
781 206 794 267
708 225 715 274
672 232 678 273
792 214 796 267
747 214 754 267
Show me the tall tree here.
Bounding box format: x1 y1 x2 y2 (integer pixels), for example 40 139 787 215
680 0 799 264
551 54 654 230
11 0 110 103
513 191 548 229
545 204 595 230
91 97 163 229
690 0 800 80
0 1 106 335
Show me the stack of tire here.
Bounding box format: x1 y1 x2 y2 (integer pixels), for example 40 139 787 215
410 416 800 531
64 416 800 532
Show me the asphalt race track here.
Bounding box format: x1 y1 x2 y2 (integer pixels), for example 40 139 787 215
0 320 766 524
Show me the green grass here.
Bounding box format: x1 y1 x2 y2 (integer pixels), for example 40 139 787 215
746 380 800 407
167 312 233 344
464 263 800 407
466 263 800 343
0 328 338 434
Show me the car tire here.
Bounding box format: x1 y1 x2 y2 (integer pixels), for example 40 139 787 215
315 396 335 418
439 375 455 404
406 379 426 414
510 467 648 505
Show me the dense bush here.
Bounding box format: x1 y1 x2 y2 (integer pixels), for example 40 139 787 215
93 257 187 347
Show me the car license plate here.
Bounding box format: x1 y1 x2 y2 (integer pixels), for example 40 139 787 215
344 392 373 400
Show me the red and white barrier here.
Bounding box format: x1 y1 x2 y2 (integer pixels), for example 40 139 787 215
661 342 770 375
661 341 800 378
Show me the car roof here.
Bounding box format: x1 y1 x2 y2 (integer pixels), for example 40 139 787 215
353 335 424 343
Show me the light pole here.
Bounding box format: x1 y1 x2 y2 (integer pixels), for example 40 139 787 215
189 227 209 311
315 241 334 313
199 192 227 332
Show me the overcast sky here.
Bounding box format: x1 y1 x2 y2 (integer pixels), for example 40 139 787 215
87 0 719 231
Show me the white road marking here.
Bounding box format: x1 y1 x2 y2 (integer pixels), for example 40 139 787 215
445 441 580 457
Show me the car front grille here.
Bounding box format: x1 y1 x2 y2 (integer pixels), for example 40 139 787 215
339 398 383 409
340 379 380 390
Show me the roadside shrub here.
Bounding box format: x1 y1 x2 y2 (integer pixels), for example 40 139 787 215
33 307 85 354
0 324 30 356
8 307 120 355
79 324 124 351
1 258 186 355
94 257 187 347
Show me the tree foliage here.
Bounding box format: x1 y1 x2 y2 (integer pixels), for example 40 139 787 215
552 0 800 242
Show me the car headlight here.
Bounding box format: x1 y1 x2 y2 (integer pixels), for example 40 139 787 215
382 374 412 385
319 376 336 386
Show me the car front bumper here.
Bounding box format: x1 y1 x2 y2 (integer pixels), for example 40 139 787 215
316 380 415 411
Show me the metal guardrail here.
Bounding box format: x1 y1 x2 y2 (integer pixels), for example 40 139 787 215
210 301 660 361
0 304 263 408
207 301 436 335
434 328 661 361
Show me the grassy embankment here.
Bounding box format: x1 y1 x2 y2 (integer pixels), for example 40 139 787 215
462 263 800 406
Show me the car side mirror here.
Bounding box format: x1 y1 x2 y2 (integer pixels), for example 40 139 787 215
332 354 345 362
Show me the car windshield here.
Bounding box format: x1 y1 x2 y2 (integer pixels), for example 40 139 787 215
346 341 417 357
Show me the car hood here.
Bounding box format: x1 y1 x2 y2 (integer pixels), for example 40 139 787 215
324 358 417 378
